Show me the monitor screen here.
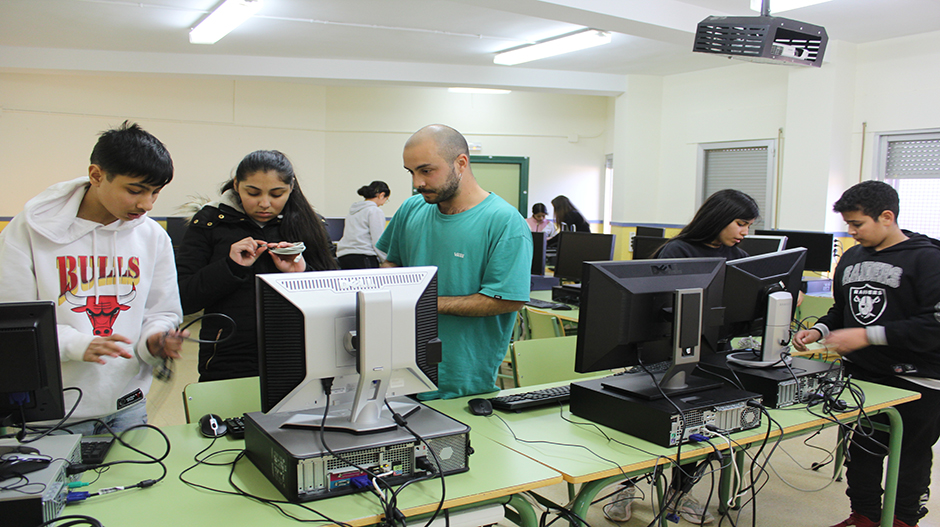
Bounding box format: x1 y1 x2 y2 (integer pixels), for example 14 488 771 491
755 229 834 272
0 301 65 426
574 258 726 399
722 248 806 367
635 226 665 237
255 266 441 434
737 235 787 257
632 235 668 260
531 231 547 275
323 217 346 242
553 232 615 281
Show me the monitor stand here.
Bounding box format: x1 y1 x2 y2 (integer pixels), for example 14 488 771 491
726 291 793 369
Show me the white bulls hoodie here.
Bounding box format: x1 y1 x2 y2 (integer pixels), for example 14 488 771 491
0 177 182 420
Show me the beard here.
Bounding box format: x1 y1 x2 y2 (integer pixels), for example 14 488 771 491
418 166 461 204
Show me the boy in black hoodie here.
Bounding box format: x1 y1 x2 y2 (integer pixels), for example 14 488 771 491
794 180 940 527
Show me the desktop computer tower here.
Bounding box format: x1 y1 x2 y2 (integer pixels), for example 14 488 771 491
697 354 841 408
569 377 762 447
0 435 81 527
244 398 470 502
551 284 581 306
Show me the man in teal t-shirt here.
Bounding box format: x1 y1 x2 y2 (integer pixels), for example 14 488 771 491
377 124 532 399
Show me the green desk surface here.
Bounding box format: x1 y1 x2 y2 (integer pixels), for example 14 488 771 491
528 290 579 323
69 421 562 526
426 379 918 485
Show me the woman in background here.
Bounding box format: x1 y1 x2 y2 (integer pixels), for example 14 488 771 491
336 180 391 269
551 195 590 233
176 150 337 382
526 202 558 238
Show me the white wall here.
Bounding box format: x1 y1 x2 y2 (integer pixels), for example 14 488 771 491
0 74 611 220
607 29 940 233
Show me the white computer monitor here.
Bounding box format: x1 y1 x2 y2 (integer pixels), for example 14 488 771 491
255 266 441 434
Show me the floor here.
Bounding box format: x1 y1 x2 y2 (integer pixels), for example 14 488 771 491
146 323 940 527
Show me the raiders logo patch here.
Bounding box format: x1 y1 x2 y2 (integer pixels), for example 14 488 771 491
850 283 886 325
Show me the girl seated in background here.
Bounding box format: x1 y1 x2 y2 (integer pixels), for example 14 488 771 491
526 202 558 238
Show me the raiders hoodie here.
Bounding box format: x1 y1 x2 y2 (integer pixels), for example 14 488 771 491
814 232 940 381
0 177 182 420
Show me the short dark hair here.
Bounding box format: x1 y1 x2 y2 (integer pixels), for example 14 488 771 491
833 180 900 221
357 180 391 199
90 121 173 187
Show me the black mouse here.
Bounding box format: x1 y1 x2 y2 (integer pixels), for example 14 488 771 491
554 305 572 310
199 413 228 437
467 398 493 416
0 453 52 481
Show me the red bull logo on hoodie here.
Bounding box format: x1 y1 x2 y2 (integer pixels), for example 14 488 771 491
57 255 141 337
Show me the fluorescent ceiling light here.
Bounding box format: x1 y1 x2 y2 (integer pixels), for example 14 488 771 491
448 88 511 94
190 0 264 44
750 0 833 13
494 29 611 66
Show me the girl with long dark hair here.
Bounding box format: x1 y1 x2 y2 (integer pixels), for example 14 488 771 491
176 150 337 381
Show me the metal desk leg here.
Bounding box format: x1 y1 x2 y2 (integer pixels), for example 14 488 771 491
568 475 623 521
833 426 846 481
505 494 540 527
875 407 903 527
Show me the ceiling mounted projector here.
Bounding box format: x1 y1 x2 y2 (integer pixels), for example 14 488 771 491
692 7 828 67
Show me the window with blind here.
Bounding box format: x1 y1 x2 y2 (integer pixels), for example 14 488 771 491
876 131 940 238
697 140 776 231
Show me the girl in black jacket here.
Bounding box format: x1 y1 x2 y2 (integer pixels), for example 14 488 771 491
176 150 337 381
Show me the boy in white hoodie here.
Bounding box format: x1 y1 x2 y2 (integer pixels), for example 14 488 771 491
0 121 187 434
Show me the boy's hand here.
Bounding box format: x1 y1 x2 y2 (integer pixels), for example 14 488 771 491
819 328 869 356
146 329 190 360
84 335 134 364
229 237 268 267
792 328 822 351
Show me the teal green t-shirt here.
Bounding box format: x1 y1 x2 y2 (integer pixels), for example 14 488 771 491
377 193 532 399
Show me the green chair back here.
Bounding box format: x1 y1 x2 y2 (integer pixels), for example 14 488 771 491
524 307 565 339
182 376 261 423
511 336 598 387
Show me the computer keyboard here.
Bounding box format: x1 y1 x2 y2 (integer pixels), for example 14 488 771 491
224 416 246 439
488 385 570 412
80 436 115 464
526 298 570 310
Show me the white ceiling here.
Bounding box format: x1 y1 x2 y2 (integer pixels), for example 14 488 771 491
2 0 939 95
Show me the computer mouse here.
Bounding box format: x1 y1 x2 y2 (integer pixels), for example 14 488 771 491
554 305 572 310
467 398 493 416
0 453 52 481
199 413 228 438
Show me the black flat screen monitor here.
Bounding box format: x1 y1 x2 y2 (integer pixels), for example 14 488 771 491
755 229 834 272
531 232 547 275
636 226 666 237
553 232 615 282
633 235 668 260
324 217 346 242
721 248 806 366
737 235 787 257
164 217 188 250
575 258 726 399
0 301 65 426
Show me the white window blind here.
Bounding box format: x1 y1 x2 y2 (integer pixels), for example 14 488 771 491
703 146 771 231
879 131 940 238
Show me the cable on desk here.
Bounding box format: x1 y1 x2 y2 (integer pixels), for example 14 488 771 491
4 386 83 443
34 515 103 527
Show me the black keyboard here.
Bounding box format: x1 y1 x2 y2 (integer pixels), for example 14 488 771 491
224 416 246 439
80 436 115 464
488 385 570 412
526 298 570 310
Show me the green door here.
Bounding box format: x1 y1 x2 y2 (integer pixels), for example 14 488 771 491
470 156 529 216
